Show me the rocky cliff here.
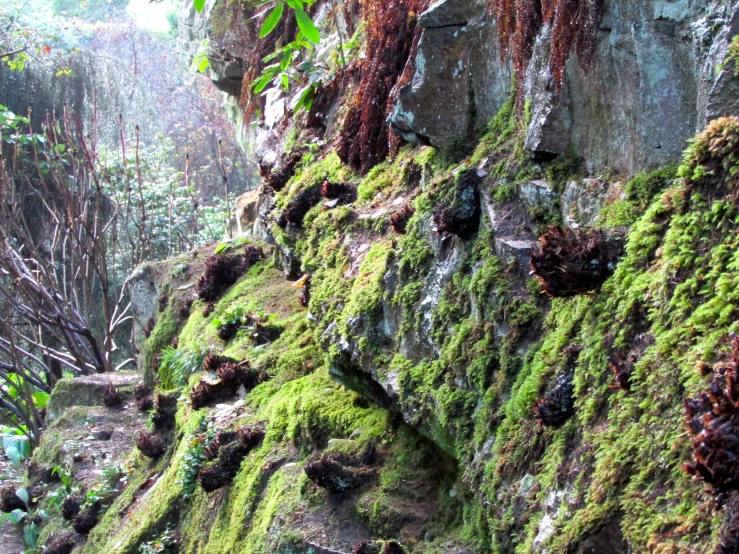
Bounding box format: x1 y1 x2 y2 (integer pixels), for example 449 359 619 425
23 1 739 553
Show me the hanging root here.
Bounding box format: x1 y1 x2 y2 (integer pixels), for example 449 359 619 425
530 226 625 298
337 0 430 174
489 0 604 94
196 246 265 303
134 431 167 459
684 335 739 491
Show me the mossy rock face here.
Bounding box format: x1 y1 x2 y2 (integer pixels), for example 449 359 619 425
46 371 142 423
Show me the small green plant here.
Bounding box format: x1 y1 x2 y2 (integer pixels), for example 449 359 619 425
0 487 45 550
176 416 212 500
213 237 252 255
191 39 211 73
158 346 208 390
45 465 76 512
721 35 739 75
139 523 180 554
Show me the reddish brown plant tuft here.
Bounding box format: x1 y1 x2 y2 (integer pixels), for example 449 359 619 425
134 431 167 459
196 247 264 303
337 0 430 174
684 335 739 491
102 385 122 408
390 204 415 235
530 226 624 298
489 0 604 94
45 532 76 554
304 453 374 494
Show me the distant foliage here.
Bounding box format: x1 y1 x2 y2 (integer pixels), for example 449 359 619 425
489 0 604 92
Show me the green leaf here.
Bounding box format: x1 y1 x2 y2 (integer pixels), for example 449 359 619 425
15 488 29 506
9 509 26 524
260 3 284 38
198 56 210 73
6 446 20 468
193 0 206 13
253 73 273 94
24 521 38 549
294 6 320 44
32 392 49 408
213 242 230 255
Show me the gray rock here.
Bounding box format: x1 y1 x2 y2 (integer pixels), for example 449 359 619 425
520 180 557 212
561 178 607 229
418 0 481 28
127 264 158 352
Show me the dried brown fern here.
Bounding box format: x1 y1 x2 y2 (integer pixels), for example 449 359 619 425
337 0 430 174
488 0 603 93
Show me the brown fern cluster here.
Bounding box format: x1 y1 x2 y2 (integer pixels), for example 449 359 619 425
320 181 357 205
71 504 100 535
102 384 122 408
390 204 414 235
196 247 264 303
304 451 375 494
134 431 167 459
151 392 178 430
534 367 575 427
190 357 269 410
259 150 304 192
60 497 81 520
45 532 76 554
276 185 322 229
684 336 739 491
198 426 265 492
337 0 430 174
530 226 624 298
204 430 239 461
489 0 604 92
608 333 654 391
134 384 153 412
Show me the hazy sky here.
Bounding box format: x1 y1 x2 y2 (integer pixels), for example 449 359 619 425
125 0 177 34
